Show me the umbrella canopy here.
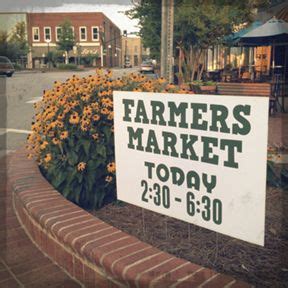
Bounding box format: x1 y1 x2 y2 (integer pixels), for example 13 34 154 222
224 20 262 46
239 17 288 46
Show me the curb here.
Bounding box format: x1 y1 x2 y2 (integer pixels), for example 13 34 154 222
8 149 252 288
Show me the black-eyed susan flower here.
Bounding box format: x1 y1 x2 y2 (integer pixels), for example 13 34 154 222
77 162 86 172
69 113 80 124
107 162 116 173
60 131 68 140
44 153 52 163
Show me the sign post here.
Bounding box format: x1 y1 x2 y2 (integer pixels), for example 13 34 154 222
114 91 269 246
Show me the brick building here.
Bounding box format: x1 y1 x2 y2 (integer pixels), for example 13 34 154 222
26 12 121 68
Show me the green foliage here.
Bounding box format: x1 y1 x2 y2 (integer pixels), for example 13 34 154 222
27 71 191 210
57 63 79 70
0 21 29 60
57 19 75 57
267 161 288 189
126 0 162 60
127 0 269 81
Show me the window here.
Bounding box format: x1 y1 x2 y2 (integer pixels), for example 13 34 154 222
44 27 51 41
55 27 62 41
92 26 99 41
32 27 40 42
79 26 87 41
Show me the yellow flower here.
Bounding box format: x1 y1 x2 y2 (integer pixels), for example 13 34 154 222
44 153 52 163
27 154 33 160
101 107 109 115
60 131 68 140
69 113 80 124
77 162 86 172
92 114 100 121
40 141 48 150
52 138 60 145
107 162 116 173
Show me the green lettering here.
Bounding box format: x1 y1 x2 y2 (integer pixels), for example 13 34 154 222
151 101 166 126
190 103 208 131
162 131 179 157
201 136 219 165
127 126 144 151
232 105 251 135
220 139 242 168
180 134 199 161
168 102 188 128
187 171 200 190
156 164 169 182
202 174 217 193
145 130 161 154
134 100 149 124
170 166 185 186
144 161 155 179
209 104 230 133
122 99 134 122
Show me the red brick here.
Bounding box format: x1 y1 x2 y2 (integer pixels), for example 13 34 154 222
50 214 92 237
54 243 73 275
137 257 188 288
82 231 128 261
83 265 96 288
64 223 111 251
73 256 84 283
202 274 235 288
123 252 172 284
111 246 159 277
54 218 97 241
91 235 139 266
176 268 217 288
100 241 149 273
94 269 112 288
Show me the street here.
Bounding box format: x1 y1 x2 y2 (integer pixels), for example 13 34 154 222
2 67 137 152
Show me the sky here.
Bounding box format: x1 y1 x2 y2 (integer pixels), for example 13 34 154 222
0 0 139 33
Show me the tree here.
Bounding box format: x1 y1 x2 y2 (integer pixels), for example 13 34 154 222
126 0 161 60
0 21 29 62
127 0 269 82
9 21 29 59
57 20 75 64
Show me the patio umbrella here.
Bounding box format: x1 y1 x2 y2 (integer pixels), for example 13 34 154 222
239 17 288 46
239 17 288 112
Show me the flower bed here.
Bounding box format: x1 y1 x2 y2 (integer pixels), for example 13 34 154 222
26 70 191 209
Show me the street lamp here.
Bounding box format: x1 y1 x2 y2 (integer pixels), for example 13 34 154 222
45 39 51 70
108 44 112 67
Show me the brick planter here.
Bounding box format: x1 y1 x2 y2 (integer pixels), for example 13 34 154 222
8 150 251 288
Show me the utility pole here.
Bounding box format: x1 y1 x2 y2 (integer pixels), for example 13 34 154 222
161 0 174 83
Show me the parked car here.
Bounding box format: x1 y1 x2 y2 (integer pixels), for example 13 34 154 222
0 56 15 77
140 60 154 73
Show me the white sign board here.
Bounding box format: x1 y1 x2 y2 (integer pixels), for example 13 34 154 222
113 91 269 246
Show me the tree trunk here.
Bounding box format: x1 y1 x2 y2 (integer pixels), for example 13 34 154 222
65 51 69 64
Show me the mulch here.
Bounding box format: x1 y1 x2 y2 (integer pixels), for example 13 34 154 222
92 185 288 288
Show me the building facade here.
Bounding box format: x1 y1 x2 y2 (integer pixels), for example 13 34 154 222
121 36 150 67
26 12 121 68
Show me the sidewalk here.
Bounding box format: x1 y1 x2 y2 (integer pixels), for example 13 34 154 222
0 156 81 288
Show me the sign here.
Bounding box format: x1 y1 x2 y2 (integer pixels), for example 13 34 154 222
113 91 269 246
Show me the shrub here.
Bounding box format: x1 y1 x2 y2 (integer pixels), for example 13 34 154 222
57 63 80 70
27 70 191 209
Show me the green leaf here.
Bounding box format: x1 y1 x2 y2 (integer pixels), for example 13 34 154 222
81 139 91 156
67 150 78 165
96 145 106 158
